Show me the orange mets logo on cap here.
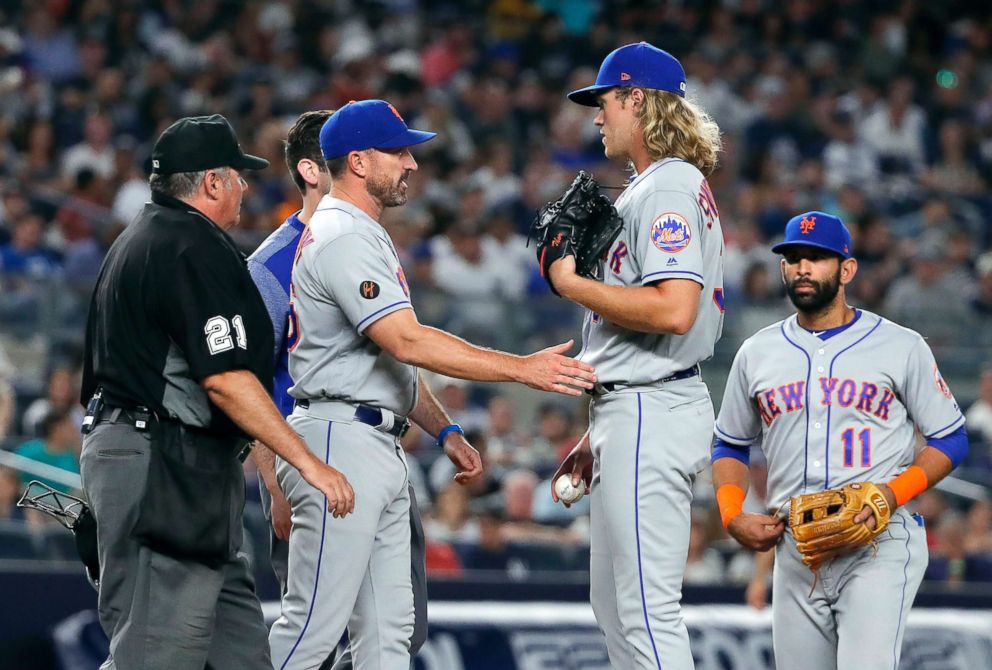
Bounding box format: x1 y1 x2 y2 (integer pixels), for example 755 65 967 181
651 212 691 253
387 103 404 122
620 72 631 81
800 215 817 234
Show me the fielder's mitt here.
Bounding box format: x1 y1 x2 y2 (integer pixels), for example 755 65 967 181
530 171 623 295
789 482 892 572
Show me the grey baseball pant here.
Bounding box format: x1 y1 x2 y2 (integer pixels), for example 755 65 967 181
268 405 414 670
772 509 928 669
588 378 713 670
80 420 271 670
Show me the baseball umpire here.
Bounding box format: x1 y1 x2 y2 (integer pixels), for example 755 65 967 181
248 109 430 668
545 43 726 669
712 211 968 669
267 100 597 669
79 114 353 670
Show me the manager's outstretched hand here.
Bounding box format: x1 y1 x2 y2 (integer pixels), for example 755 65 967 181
519 339 597 396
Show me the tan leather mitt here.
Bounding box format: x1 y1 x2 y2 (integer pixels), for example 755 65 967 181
789 482 892 572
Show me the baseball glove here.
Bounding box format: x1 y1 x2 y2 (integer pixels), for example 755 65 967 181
789 482 892 572
530 171 624 295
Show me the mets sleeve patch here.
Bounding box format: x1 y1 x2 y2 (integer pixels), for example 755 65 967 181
651 212 692 253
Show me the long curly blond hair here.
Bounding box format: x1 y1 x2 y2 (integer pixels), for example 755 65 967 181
616 87 722 176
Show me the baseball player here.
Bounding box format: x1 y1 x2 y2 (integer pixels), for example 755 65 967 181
248 110 430 669
267 100 596 670
548 43 725 669
712 211 968 669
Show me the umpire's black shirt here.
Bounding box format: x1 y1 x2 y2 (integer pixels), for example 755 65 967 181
81 191 274 437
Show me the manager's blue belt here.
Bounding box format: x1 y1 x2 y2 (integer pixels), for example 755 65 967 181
592 364 700 395
294 399 411 438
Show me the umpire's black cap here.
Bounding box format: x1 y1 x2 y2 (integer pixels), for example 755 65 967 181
151 114 269 175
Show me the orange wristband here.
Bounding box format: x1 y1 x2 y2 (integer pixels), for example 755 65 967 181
888 465 929 507
716 484 746 529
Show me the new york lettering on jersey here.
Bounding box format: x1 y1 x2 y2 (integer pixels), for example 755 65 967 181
716 309 964 508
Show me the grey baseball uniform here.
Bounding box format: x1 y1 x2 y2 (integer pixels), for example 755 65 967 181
715 309 965 669
582 158 725 669
267 196 416 670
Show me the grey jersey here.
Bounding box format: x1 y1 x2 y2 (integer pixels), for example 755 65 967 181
579 158 725 383
715 310 965 510
288 196 418 415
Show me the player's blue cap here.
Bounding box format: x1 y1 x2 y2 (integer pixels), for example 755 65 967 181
567 42 687 106
772 211 853 259
319 100 436 160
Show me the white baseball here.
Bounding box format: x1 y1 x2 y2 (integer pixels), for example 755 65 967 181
555 474 584 504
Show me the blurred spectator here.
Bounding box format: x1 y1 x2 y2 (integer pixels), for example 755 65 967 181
421 23 473 88
495 469 580 545
408 90 476 169
470 142 522 209
21 6 79 84
822 109 878 193
858 77 927 194
483 394 532 468
111 137 152 227
22 366 83 437
914 489 949 550
964 500 992 555
970 253 992 322
423 483 479 545
0 466 24 521
965 366 992 448
460 508 512 572
482 208 534 291
883 247 969 346
724 217 778 294
0 344 13 440
13 408 81 494
52 167 105 250
738 262 780 308
19 119 59 186
531 402 581 470
925 512 992 584
61 111 115 182
0 214 62 280
429 218 526 342
683 511 724 585
922 119 986 196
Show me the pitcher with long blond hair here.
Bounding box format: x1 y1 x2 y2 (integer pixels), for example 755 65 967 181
547 42 726 670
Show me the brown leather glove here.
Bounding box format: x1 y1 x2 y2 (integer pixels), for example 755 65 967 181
789 482 892 572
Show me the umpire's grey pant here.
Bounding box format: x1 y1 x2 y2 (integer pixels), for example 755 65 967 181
81 420 271 670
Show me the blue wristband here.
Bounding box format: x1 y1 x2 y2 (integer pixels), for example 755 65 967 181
437 423 464 446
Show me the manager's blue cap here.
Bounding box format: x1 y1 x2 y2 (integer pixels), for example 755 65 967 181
319 100 436 160
771 211 853 259
567 42 686 106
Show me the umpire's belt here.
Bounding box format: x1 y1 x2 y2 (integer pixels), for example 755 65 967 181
294 399 411 438
589 364 700 395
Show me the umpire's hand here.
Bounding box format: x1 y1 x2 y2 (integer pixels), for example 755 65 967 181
520 339 597 396
300 461 356 518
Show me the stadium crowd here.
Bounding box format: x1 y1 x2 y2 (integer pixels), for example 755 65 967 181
1 0 992 590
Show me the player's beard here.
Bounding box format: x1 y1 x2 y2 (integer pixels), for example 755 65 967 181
367 169 410 208
786 270 841 314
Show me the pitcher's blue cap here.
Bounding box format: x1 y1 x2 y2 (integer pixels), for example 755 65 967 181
772 211 853 259
319 100 436 160
567 42 686 106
